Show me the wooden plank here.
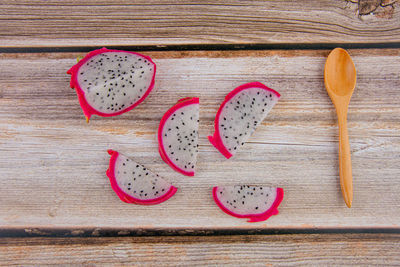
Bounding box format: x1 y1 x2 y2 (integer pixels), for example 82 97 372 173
0 234 399 266
0 0 399 47
0 49 399 230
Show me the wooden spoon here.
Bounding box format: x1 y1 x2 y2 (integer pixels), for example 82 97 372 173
324 48 356 208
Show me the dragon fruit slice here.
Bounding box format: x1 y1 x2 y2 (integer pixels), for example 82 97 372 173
67 48 156 122
106 150 177 205
213 185 284 222
208 82 280 159
158 97 199 176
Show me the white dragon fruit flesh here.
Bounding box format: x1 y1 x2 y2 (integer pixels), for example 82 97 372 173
208 82 280 159
106 150 177 205
67 48 156 122
213 185 284 222
158 97 199 176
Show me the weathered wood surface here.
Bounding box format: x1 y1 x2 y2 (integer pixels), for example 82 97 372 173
0 49 399 230
0 0 399 48
1 234 400 266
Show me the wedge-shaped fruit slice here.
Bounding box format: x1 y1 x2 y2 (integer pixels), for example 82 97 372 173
106 150 177 205
158 97 199 176
213 185 283 222
67 48 156 122
208 82 280 159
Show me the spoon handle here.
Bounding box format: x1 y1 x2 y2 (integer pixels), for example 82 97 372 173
337 108 353 208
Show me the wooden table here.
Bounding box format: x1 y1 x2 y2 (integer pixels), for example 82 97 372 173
1 1 400 265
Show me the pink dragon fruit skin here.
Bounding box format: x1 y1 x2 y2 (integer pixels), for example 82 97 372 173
158 97 199 176
106 150 177 205
213 186 284 222
67 48 156 122
208 82 280 159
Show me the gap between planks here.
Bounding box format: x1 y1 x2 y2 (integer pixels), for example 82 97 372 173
1 42 400 54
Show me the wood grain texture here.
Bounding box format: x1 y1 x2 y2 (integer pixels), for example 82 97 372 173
1 234 399 266
0 49 399 230
0 0 399 47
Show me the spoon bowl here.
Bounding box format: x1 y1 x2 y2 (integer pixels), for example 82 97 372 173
325 48 357 98
324 48 357 208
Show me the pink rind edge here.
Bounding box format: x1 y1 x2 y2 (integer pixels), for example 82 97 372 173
157 97 199 177
208 82 280 159
67 47 157 122
106 150 177 205
212 186 284 223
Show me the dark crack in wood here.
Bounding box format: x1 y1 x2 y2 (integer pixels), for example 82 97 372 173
381 0 397 6
359 0 381 15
